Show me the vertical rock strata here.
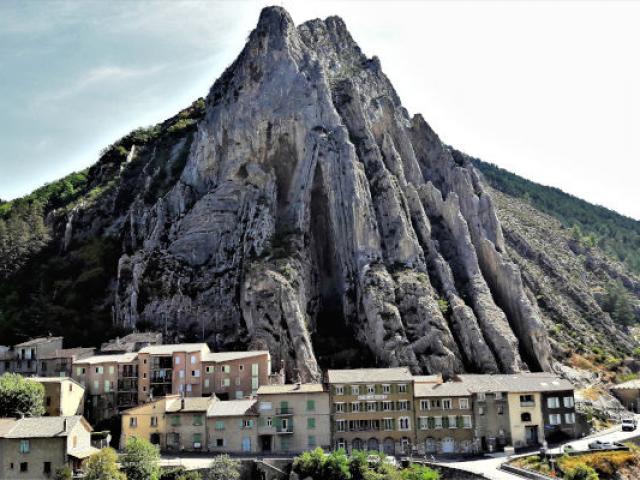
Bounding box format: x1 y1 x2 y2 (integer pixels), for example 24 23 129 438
109 7 552 380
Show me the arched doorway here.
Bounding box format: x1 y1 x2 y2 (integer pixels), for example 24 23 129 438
425 437 436 453
442 437 455 454
367 438 379 451
352 438 364 451
383 437 395 455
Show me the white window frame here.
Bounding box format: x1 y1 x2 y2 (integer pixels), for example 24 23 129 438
398 416 410 431
398 384 407 393
442 398 452 410
351 385 360 395
565 413 576 424
549 414 562 425
463 415 472 429
563 396 575 408
335 385 344 395
382 384 391 394
458 398 469 409
367 384 375 394
547 397 560 409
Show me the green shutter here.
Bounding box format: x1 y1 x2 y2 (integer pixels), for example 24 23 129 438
375 384 382 394
442 416 449 429
427 417 435 429
307 418 316 429
456 416 464 429
307 399 315 411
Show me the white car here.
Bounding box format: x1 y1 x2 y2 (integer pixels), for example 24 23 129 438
384 456 397 467
587 439 622 450
622 418 638 431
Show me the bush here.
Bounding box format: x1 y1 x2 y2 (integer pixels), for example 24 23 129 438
400 465 439 480
84 448 125 480
563 463 598 480
121 437 161 480
55 466 73 480
206 455 240 480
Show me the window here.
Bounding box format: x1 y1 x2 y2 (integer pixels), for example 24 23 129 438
235 390 243 399
104 380 110 392
179 370 185 379
191 355 196 365
398 384 407 393
442 399 452 410
252 377 259 389
520 394 535 406
351 402 361 412
367 385 375 394
308 435 316 448
242 419 254 428
307 400 315 411
495 392 503 400
223 365 231 373
109 366 115 375
193 433 202 446
382 384 391 394
216 438 224 447
382 401 393 411
442 416 449 429
459 398 470 409
549 414 562 425
337 439 346 449
20 463 28 473
206 366 214 374
192 370 200 377
463 415 472 429
398 417 410 430
431 399 441 409
19 439 30 453
150 416 158 427
96 366 103 374
351 385 360 395
307 418 316 429
547 397 560 409
497 405 504 415
267 417 272 427
93 380 99 391
260 402 272 411
193 414 203 426
419 417 429 430
239 364 244 371
215 421 225 430
204 379 210 388
175 357 181 365
477 392 486 401
335 403 345 413
478 406 485 415
420 399 430 410
521 412 532 422
76 367 85 376
44 462 51 474
383 418 394 430
251 364 259 376
367 402 376 412
235 378 241 386
171 415 180 427
335 385 344 395
222 378 230 387
336 419 346 432
434 416 442 429
129 417 137 428
564 397 575 408
565 413 576 424
398 400 409 411
448 415 457 429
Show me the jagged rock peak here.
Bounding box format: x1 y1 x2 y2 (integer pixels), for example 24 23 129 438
57 7 557 382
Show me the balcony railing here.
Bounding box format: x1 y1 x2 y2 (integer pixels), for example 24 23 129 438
520 401 536 407
276 425 294 434
275 408 293 415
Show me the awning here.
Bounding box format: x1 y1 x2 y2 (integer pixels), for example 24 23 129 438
68 446 100 459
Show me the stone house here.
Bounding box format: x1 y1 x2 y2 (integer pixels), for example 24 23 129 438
202 351 271 400
0 416 97 479
7 337 64 376
413 377 475 455
38 348 95 378
120 395 179 449
32 377 85 417
327 368 414 455
207 398 259 453
256 383 331 454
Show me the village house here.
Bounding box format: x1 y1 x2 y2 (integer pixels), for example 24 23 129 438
202 351 271 400
38 348 95 378
164 397 213 452
32 377 85 417
327 368 415 455
0 416 97 479
100 332 162 354
413 375 475 455
6 337 64 376
256 383 331 454
120 395 178 449
207 398 259 453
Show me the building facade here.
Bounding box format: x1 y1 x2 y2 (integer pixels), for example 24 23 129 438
0 416 96 480
120 395 177 449
6 337 64 376
207 399 259 453
256 384 331 454
328 368 414 455
202 351 271 400
32 377 85 417
541 390 577 442
413 379 475 454
39 348 95 378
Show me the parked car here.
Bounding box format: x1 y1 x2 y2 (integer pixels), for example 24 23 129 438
622 417 638 431
367 455 381 466
588 439 623 450
384 456 398 467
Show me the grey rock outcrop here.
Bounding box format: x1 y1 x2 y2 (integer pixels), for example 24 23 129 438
54 7 556 380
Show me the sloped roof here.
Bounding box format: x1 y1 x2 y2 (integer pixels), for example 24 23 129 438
74 353 138 365
39 347 95 360
257 384 325 395
14 337 63 347
456 373 574 393
207 399 257 417
327 368 413 384
165 397 214 413
138 343 209 355
30 377 85 390
414 381 471 397
413 375 443 384
0 416 89 438
203 351 270 362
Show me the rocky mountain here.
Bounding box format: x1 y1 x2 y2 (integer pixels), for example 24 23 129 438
1 7 638 382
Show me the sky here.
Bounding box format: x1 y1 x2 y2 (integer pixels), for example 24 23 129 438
1 0 638 219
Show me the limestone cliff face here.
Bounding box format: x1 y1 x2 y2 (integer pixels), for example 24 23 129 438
58 7 555 380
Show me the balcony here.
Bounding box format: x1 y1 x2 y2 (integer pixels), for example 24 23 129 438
275 408 293 415
520 401 536 407
276 425 294 434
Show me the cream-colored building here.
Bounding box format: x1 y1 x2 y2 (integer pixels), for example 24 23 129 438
207 399 259 453
32 377 85 416
256 384 331 454
120 395 178 449
0 416 97 479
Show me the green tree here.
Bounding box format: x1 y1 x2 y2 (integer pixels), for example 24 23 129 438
349 449 370 480
603 280 636 326
0 373 45 417
54 466 73 480
205 454 240 480
121 436 161 480
323 449 351 480
84 448 126 480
